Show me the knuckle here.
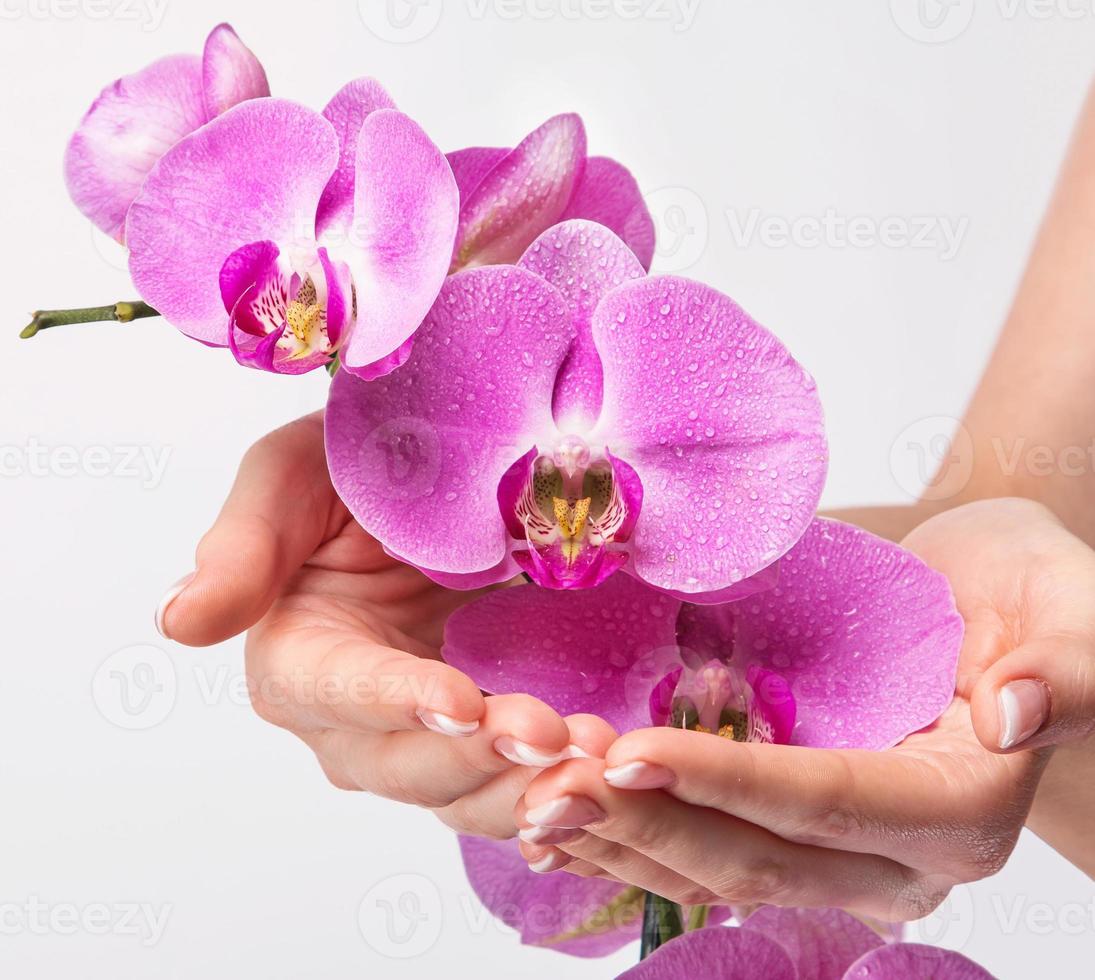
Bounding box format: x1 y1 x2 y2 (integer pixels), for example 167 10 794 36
712 858 790 906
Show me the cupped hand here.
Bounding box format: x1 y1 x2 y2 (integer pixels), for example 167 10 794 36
157 411 596 838
514 498 1095 913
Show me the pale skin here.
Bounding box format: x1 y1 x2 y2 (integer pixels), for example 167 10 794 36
160 79 1095 915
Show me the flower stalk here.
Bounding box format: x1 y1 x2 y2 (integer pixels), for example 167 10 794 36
20 301 159 339
639 891 685 959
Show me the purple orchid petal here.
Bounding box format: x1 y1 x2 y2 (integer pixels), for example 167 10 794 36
219 239 282 326
561 156 655 271
646 561 782 607
512 538 629 589
741 907 884 980
326 266 572 577
451 114 587 271
730 518 963 750
338 109 459 378
442 573 681 733
745 665 797 745
616 927 797 980
591 275 827 600
315 77 398 239
459 836 641 958
201 23 269 119
127 98 339 345
64 54 206 242
844 944 996 979
517 220 646 430
446 146 509 200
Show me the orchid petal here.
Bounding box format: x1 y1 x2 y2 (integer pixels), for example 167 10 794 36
64 54 206 242
326 266 572 577
442 573 681 733
741 907 884 980
201 23 269 119
592 276 827 599
459 836 641 958
315 77 398 239
517 220 645 430
451 114 587 271
844 944 995 979
616 927 797 980
127 99 339 345
561 156 655 271
730 518 963 749
339 109 459 378
446 146 509 200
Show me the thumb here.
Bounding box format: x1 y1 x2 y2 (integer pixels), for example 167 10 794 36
970 635 1095 753
156 412 339 647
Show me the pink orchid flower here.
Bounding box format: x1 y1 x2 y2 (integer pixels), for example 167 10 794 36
447 114 654 272
618 908 993 980
64 23 269 243
125 83 460 377
325 219 827 599
449 518 962 957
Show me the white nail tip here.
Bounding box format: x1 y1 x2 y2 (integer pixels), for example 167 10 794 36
494 737 566 768
525 796 573 827
518 826 554 844
154 573 194 639
417 709 479 737
528 855 558 874
603 761 647 786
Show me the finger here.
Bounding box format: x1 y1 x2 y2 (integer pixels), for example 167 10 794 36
158 412 341 646
971 636 1095 752
517 758 922 919
564 713 618 759
601 726 1023 876
303 693 574 808
519 835 721 905
247 627 485 736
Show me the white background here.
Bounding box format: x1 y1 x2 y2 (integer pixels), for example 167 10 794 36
3 1 1095 976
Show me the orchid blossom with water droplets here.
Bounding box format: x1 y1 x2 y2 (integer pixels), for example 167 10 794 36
448 518 962 957
326 219 827 600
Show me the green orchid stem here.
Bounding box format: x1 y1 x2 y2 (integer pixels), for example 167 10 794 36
639 891 685 960
20 301 159 339
686 904 710 932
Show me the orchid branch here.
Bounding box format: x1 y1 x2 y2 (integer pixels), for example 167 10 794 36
20 301 159 339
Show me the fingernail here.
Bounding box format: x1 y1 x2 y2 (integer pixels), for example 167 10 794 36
565 744 595 759
603 761 676 790
525 794 606 828
518 825 579 845
998 679 1050 749
154 572 195 639
494 736 567 768
529 851 568 874
417 708 479 737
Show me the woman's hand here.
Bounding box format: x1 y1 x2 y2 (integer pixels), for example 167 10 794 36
156 411 592 839
513 498 1095 912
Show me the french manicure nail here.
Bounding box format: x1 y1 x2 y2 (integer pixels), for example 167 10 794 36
998 679 1050 749
565 744 594 759
494 736 567 768
529 851 567 874
154 572 195 639
417 708 479 737
603 761 676 790
518 825 579 845
525 794 606 828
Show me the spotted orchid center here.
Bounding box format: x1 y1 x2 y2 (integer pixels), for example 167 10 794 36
669 660 775 744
